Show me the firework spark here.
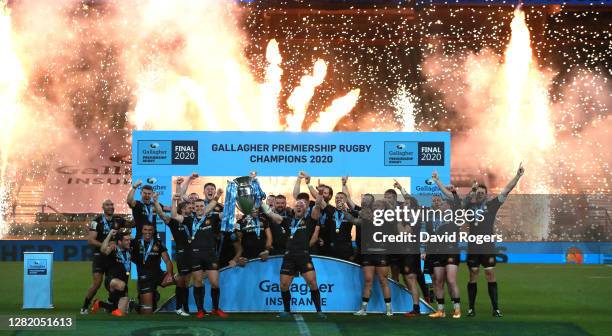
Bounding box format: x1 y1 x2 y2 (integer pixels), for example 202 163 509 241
392 86 419 132
0 1 26 238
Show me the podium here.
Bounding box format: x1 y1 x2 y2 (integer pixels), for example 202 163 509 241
23 252 54 309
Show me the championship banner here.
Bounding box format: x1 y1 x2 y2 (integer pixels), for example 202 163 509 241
132 130 451 198
158 256 434 313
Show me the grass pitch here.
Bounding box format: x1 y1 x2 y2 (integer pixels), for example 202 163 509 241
0 262 611 335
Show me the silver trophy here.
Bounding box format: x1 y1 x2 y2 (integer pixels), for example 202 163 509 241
234 176 259 216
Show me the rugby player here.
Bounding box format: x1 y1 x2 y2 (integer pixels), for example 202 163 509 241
97 229 132 317
340 176 360 259
266 194 276 207
127 180 166 239
387 181 423 317
293 171 335 256
348 197 393 316
465 163 524 318
154 194 193 316
268 195 292 255
81 200 128 314
131 221 174 314
171 189 228 318
323 191 355 261
235 208 273 265
424 171 462 318
263 193 326 318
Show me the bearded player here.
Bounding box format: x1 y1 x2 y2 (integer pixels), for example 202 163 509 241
293 171 335 256
465 163 524 318
268 195 292 255
96 229 132 317
81 200 129 314
263 193 325 318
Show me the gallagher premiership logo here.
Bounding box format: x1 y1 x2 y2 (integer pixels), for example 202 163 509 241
137 140 198 165
384 141 444 166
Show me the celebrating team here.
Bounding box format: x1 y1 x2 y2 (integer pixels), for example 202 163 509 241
80 164 524 318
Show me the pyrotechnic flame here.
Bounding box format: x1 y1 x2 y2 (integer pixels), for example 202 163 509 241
127 0 262 131
499 9 554 192
123 1 351 133
392 86 419 132
260 39 283 130
504 9 555 151
286 59 328 131
430 9 557 194
309 89 360 131
0 1 25 237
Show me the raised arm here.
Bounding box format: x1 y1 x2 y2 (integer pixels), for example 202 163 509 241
307 177 320 200
499 163 525 200
394 179 418 208
152 193 170 224
126 179 142 208
204 188 223 214
342 176 356 209
261 203 283 224
170 194 185 223
432 171 454 199
393 179 409 199
293 172 303 200
100 229 117 255
311 195 323 221
175 177 186 202
179 172 199 201
464 179 479 206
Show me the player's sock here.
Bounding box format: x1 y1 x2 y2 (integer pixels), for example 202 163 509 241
281 290 291 313
412 304 420 313
98 300 113 311
109 290 122 310
417 272 427 297
175 287 183 310
82 296 92 310
183 287 190 312
211 287 220 310
452 297 461 310
361 296 370 310
436 298 445 312
310 289 322 312
383 297 391 313
194 286 204 312
153 291 160 311
467 282 477 310
487 282 499 310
